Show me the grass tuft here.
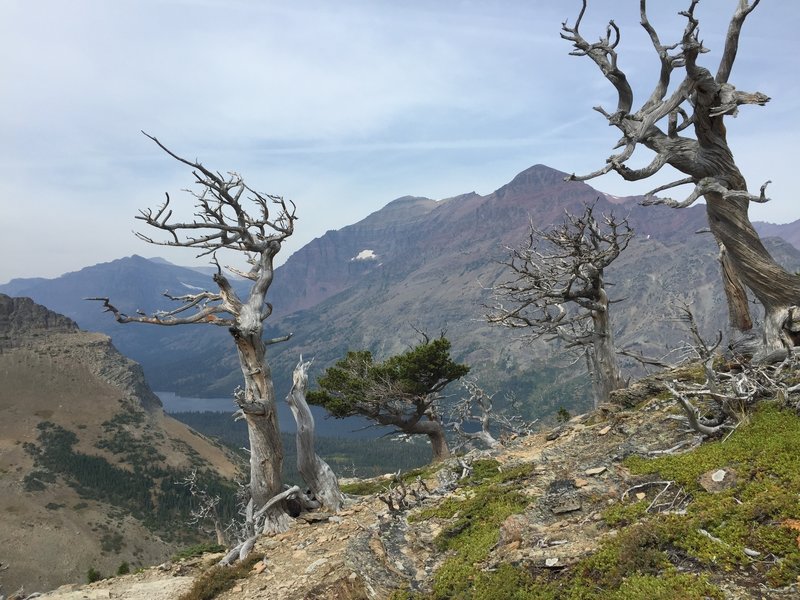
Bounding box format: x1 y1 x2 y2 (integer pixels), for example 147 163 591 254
178 554 261 600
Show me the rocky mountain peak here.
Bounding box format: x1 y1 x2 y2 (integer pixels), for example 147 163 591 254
499 164 570 192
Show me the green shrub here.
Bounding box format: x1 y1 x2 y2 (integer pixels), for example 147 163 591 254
116 561 130 576
101 531 125 554
178 554 261 600
86 567 103 583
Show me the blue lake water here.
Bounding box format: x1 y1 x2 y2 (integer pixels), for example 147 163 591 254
156 391 386 439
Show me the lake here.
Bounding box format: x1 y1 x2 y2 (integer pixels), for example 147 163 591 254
156 391 387 439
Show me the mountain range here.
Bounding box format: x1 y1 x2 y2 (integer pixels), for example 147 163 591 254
3 164 800 419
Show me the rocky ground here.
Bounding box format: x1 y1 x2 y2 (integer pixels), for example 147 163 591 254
24 373 799 600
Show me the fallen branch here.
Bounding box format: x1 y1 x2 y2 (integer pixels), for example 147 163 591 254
219 485 301 566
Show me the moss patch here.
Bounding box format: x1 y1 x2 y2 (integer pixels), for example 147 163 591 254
605 404 800 586
406 460 534 599
622 403 800 586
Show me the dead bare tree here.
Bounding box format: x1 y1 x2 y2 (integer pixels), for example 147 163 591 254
451 379 500 449
377 476 429 513
665 305 800 436
486 204 633 407
285 358 344 512
90 132 297 536
182 469 226 546
451 379 538 450
561 0 800 353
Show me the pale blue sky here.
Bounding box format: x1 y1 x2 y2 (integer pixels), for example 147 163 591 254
2 0 798 282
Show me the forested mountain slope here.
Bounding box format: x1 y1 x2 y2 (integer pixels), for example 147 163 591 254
0 295 238 594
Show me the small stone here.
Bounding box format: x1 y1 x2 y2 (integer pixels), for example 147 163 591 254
699 467 738 493
299 511 332 523
499 514 527 545
305 558 329 574
252 561 268 574
546 430 561 441
544 557 560 567
585 466 607 476
573 478 589 488
635 492 646 501
598 425 612 435
157 561 172 571
551 498 582 514
744 547 761 557
231 585 243 593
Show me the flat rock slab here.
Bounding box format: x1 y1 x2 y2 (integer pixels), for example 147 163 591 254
545 479 582 514
698 467 737 493
38 576 194 600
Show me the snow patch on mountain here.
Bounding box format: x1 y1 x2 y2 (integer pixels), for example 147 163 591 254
351 249 377 261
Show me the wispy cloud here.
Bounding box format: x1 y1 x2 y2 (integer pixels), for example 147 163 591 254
0 0 798 280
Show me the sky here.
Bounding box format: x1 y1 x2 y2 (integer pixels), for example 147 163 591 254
2 0 799 283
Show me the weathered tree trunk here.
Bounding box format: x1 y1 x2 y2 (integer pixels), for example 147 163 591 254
658 42 800 350
409 420 450 462
705 195 798 351
233 341 290 532
214 521 225 546
589 288 625 407
634 83 800 350
286 359 344 512
718 242 753 332
231 293 291 533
